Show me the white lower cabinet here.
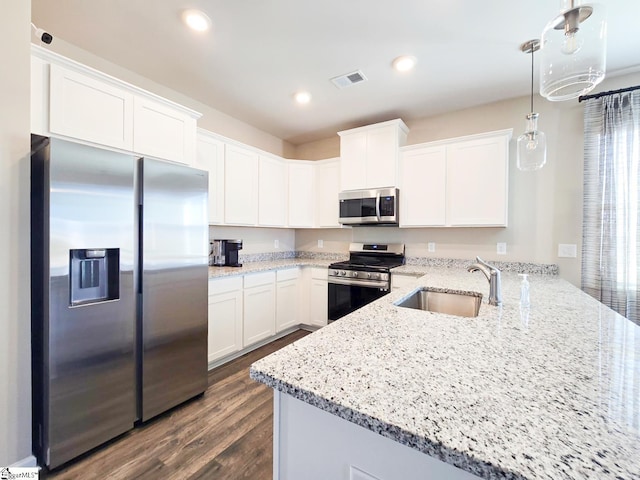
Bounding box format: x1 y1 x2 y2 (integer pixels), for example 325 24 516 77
276 268 301 332
208 266 327 365
308 268 328 327
243 271 276 346
207 276 243 363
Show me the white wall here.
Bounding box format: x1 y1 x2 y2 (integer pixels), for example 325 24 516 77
0 0 32 467
294 71 640 287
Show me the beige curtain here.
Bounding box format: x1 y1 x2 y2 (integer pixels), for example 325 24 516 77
582 90 640 324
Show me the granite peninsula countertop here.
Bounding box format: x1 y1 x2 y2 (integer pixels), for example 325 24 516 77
250 267 640 479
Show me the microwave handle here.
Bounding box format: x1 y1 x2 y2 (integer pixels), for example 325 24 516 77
375 192 381 221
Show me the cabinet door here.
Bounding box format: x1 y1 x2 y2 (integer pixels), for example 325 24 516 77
276 278 300 332
340 133 367 191
399 146 446 227
446 136 509 226
314 159 341 228
208 278 243 363
195 133 225 224
225 144 259 225
309 268 328 327
259 155 288 227
49 64 134 150
243 273 276 346
133 96 196 165
366 126 398 188
288 163 315 227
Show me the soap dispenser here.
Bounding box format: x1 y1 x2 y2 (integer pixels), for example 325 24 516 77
518 274 530 308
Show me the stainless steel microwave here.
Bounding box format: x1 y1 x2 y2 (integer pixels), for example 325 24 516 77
339 187 399 226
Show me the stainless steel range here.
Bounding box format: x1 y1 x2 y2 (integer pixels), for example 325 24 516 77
328 243 405 321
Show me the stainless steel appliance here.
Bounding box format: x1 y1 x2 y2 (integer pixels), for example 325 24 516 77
328 243 405 321
210 239 243 267
338 187 399 226
30 136 209 469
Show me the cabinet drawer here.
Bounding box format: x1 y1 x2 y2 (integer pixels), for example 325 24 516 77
310 267 328 280
244 271 276 289
277 268 300 282
208 276 242 295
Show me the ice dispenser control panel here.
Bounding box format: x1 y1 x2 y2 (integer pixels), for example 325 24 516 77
69 248 120 306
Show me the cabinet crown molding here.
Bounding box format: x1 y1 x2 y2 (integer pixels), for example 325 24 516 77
337 118 409 137
32 43 202 120
400 128 513 152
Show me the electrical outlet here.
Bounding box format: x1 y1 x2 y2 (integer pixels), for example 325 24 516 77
274 239 279 249
558 243 577 258
496 242 507 255
427 242 436 253
317 239 324 248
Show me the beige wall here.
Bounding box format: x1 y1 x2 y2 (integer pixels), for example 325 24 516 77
38 38 296 158
209 226 296 254
0 0 32 466
294 71 640 287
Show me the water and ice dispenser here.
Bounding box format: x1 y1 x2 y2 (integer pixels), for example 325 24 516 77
69 248 120 306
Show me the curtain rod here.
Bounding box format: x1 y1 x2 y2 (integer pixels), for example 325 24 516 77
578 85 640 102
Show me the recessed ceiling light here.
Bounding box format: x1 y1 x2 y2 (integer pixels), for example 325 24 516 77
182 9 211 32
294 91 312 105
392 55 417 72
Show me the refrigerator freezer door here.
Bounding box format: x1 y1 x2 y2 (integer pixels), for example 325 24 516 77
140 158 209 421
32 137 137 468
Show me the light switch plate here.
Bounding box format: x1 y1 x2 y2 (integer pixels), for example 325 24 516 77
496 242 507 255
318 239 324 248
274 239 279 249
427 242 436 253
558 243 577 258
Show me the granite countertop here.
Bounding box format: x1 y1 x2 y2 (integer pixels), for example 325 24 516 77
208 258 336 279
250 267 640 479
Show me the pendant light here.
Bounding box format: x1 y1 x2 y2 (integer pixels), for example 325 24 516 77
517 40 547 172
539 0 607 101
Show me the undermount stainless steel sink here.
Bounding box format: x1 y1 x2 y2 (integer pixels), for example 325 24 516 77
394 288 482 317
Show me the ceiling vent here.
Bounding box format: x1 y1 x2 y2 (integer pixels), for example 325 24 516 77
330 70 368 89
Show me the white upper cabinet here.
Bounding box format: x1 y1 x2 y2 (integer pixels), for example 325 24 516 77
338 119 408 191
398 129 511 228
132 95 197 165
314 158 341 228
34 45 201 163
49 63 134 151
195 130 225 224
288 162 315 228
399 145 447 227
224 143 259 225
446 132 510 226
258 155 288 227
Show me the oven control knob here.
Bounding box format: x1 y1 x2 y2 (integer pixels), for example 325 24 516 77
340 270 346 276
366 272 372 279
352 271 359 278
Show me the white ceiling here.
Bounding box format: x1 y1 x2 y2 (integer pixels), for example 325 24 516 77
31 0 640 145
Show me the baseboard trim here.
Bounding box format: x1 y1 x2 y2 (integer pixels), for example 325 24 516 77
207 324 320 370
11 455 38 468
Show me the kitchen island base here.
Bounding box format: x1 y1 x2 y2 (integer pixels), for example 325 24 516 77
273 391 481 480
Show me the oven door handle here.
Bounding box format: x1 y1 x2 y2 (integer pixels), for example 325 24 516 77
328 277 389 290
375 192 381 221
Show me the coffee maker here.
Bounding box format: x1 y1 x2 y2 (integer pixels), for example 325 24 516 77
210 239 243 267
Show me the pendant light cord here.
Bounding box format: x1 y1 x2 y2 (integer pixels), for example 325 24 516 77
530 47 534 113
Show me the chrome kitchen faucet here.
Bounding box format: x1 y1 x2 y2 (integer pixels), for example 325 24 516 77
467 257 502 306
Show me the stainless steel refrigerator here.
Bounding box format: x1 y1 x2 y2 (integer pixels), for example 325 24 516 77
31 136 209 469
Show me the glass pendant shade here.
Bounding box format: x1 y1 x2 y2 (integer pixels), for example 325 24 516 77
539 2 607 101
517 113 547 171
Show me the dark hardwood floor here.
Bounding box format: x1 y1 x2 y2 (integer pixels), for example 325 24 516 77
44 329 310 480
